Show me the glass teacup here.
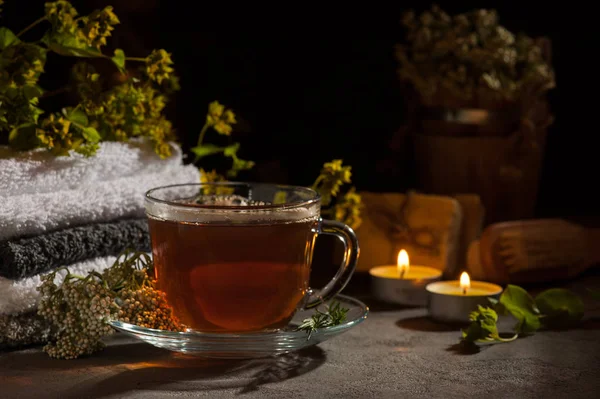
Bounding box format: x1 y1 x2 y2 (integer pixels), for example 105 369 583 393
145 182 359 333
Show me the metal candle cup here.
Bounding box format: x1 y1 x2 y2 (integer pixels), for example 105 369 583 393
426 274 503 324
369 250 442 306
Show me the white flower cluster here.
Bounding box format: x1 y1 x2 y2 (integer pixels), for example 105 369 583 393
38 275 117 359
36 251 183 359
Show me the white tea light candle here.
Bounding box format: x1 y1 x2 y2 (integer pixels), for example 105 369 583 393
370 249 442 306
426 272 503 323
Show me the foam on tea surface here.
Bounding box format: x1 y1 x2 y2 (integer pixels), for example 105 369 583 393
146 192 319 224
188 194 262 207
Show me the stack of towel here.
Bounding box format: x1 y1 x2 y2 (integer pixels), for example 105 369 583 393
0 139 200 350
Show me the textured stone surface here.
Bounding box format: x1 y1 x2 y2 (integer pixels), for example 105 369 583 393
1 273 599 399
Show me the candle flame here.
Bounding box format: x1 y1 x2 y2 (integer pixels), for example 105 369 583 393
460 272 470 295
397 249 409 279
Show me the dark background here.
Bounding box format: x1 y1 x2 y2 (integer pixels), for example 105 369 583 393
3 1 598 219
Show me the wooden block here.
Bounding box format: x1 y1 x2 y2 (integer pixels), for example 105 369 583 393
356 192 462 275
467 219 600 284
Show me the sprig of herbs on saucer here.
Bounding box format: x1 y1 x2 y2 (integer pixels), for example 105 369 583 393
461 285 588 346
296 301 350 339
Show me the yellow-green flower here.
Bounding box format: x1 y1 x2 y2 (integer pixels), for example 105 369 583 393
200 168 225 184
80 6 120 49
145 49 174 84
45 1 79 34
313 159 353 206
322 159 352 186
205 101 236 136
333 188 363 230
37 113 76 155
146 117 174 159
0 43 47 88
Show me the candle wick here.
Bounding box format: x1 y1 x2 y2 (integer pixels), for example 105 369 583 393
462 287 467 295
400 269 405 279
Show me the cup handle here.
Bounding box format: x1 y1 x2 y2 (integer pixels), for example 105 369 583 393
304 218 360 309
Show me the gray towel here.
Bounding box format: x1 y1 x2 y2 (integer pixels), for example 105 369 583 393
0 219 150 279
0 312 52 351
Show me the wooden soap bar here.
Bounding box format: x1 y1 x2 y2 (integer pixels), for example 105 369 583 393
356 192 462 274
467 219 600 284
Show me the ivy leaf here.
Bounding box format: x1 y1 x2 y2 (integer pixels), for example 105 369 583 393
191 144 224 161
9 123 39 151
499 285 541 334
111 49 126 73
63 108 89 127
535 289 584 328
42 33 103 58
0 27 20 50
81 127 101 143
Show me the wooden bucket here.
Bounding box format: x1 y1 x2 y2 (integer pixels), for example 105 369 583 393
411 102 551 224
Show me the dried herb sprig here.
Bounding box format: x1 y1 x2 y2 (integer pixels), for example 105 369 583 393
396 5 555 108
37 250 183 359
296 301 349 339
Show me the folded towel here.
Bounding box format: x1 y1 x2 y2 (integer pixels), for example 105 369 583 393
0 139 184 198
0 219 150 280
0 164 200 241
0 312 51 351
0 256 117 316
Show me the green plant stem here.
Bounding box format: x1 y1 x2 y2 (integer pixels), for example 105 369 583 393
196 123 209 147
125 57 148 62
496 334 519 342
312 175 324 190
17 16 47 37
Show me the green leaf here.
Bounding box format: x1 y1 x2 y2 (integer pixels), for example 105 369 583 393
23 85 44 100
499 285 541 334
111 49 126 73
81 127 101 143
461 305 518 344
223 142 240 157
42 33 103 58
227 156 255 178
63 108 89 127
190 144 224 160
535 288 584 328
9 123 39 151
0 27 20 50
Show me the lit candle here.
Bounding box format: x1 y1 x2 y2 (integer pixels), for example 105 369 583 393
369 249 442 306
426 272 503 324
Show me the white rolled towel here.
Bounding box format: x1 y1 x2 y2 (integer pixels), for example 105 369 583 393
0 138 185 198
0 164 200 241
0 256 117 316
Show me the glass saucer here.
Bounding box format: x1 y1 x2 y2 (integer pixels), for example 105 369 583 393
108 294 368 359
